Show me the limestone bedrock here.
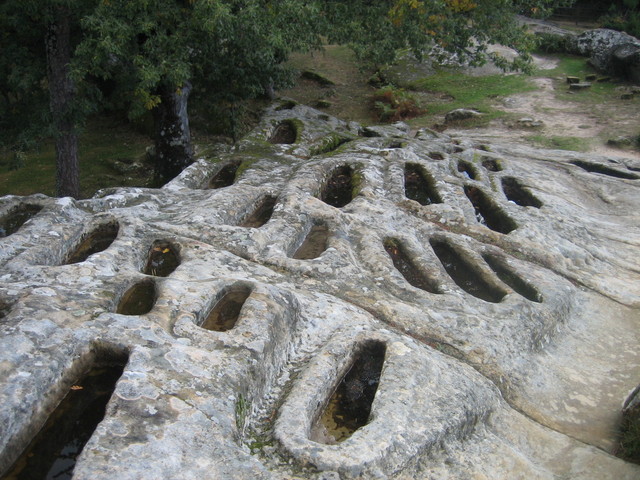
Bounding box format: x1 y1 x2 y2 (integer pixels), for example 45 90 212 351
0 102 639 479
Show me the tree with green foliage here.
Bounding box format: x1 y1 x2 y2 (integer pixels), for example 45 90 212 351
74 0 324 182
598 0 640 37
1 0 574 193
0 0 99 198
322 0 575 70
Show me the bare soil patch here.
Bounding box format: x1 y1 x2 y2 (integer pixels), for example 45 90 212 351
447 61 640 160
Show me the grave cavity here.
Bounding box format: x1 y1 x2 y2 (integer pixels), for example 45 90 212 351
116 279 157 315
200 284 252 332
501 177 542 208
313 341 386 443
571 160 639 180
483 254 543 303
430 239 506 303
404 163 442 206
0 204 42 237
143 240 180 277
240 196 277 228
0 298 12 319
321 165 354 208
464 185 517 234
64 221 119 265
208 161 241 189
457 160 478 180
269 120 298 144
292 224 329 260
481 157 503 172
3 346 127 480
384 238 440 294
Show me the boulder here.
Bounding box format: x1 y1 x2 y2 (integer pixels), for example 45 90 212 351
569 29 640 81
607 135 634 147
445 108 482 123
517 117 544 128
611 42 640 83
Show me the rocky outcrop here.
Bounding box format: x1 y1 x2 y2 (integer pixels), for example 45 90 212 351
1 103 639 479
611 41 640 82
569 28 640 81
444 108 482 124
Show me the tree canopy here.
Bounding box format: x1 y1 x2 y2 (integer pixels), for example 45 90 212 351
1 0 575 194
73 0 326 179
322 0 575 70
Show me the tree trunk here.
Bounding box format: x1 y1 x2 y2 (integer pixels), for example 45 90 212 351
152 81 194 183
45 6 79 199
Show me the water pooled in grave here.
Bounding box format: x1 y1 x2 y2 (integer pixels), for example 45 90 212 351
64 222 119 264
482 254 543 303
463 185 517 234
457 161 477 180
116 280 156 315
292 224 329 260
570 160 639 180
200 285 251 332
501 177 542 208
208 161 240 189
268 121 297 144
404 163 442 206
143 241 180 277
430 239 505 303
321 166 354 208
240 196 276 228
3 358 126 480
0 204 42 237
314 341 386 443
384 239 440 294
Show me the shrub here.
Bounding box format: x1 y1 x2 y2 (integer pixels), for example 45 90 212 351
371 86 425 122
534 33 572 53
599 6 640 38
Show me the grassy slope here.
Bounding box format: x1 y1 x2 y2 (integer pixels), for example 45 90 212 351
1 48 637 199
0 116 152 199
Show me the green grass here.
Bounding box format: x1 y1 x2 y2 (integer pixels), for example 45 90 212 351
0 116 152 199
543 55 620 101
525 134 592 152
543 55 594 78
410 70 536 124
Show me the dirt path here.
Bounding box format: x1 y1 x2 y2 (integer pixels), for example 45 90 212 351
446 62 640 160
432 47 640 160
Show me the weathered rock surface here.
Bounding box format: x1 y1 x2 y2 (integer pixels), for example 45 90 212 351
569 28 640 81
1 103 639 479
444 108 483 124
611 42 640 83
